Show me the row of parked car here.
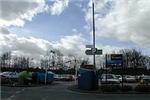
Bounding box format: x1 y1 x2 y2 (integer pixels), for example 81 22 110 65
0 71 55 85
0 71 75 85
100 74 150 84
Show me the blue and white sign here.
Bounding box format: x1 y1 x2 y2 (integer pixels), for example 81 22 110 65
107 54 123 66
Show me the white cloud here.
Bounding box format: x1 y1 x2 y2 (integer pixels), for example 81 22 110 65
48 0 69 15
0 28 128 67
0 0 47 27
0 28 86 59
0 29 52 58
53 34 86 56
0 0 70 26
85 0 150 48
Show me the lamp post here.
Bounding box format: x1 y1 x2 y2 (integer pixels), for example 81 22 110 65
44 56 48 85
92 1 96 69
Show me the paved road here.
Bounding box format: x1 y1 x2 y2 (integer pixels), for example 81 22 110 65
1 81 150 100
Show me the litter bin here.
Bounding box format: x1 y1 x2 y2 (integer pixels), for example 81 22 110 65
78 66 98 90
37 71 54 84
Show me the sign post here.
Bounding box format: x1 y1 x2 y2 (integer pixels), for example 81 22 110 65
82 1 102 90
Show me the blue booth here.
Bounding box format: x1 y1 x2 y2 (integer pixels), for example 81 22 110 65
37 71 54 84
78 65 98 90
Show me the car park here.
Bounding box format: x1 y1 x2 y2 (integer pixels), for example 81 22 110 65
100 74 120 84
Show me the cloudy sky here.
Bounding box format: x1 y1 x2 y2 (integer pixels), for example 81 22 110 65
0 0 150 62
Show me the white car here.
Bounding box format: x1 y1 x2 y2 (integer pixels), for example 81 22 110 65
101 74 120 84
1 72 19 79
140 75 150 84
115 75 123 82
124 75 136 83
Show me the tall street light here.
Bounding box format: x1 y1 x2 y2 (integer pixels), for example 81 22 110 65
92 1 96 69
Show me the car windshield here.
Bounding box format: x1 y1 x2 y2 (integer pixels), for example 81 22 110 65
116 75 121 78
103 75 117 79
107 75 114 79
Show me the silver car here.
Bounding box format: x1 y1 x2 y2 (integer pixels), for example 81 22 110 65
101 74 120 84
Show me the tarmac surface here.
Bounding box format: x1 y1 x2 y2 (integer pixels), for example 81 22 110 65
1 81 150 100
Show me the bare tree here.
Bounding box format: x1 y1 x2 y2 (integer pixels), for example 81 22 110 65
0 51 11 68
119 49 148 69
12 56 30 69
54 49 64 67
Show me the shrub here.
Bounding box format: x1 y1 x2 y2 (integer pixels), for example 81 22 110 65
134 85 150 92
101 84 120 92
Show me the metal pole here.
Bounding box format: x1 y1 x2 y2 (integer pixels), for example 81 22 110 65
121 55 124 88
45 68 47 85
105 54 108 84
45 57 47 85
92 1 96 69
74 58 77 84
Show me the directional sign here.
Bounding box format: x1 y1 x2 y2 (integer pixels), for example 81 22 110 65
85 50 92 55
96 49 103 55
85 49 102 55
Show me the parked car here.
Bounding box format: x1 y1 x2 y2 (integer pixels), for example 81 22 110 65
124 75 136 83
100 74 120 84
54 74 74 81
140 75 150 84
115 75 130 82
1 72 18 79
1 72 19 84
115 75 123 82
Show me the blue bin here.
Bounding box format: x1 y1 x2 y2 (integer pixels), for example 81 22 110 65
37 71 54 83
47 71 54 83
78 68 98 90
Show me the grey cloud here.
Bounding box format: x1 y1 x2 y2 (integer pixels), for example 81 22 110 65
0 27 10 34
